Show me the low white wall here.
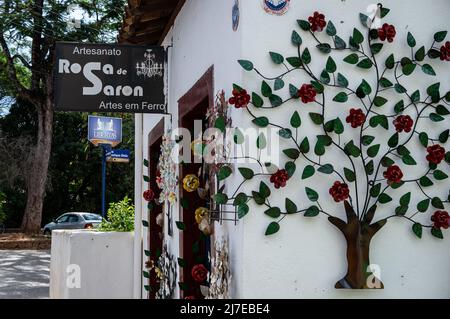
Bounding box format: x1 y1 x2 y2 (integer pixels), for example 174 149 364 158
50 230 134 299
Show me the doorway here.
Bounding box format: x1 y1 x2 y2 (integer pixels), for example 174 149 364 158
178 67 214 298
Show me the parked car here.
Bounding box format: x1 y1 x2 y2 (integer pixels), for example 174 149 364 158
43 212 103 235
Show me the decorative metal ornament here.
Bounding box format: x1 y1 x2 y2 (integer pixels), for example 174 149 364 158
206 239 232 299
261 0 290 16
232 0 240 31
155 244 177 299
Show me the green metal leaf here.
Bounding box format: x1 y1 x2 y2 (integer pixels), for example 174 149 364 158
419 132 429 148
352 28 364 44
309 113 324 125
238 203 249 219
407 32 416 47
432 197 444 209
176 221 186 230
283 148 300 160
278 128 292 139
285 161 296 177
337 73 349 87
305 187 319 202
333 92 348 102
362 135 375 146
238 60 253 71
357 58 373 69
378 193 392 204
385 54 395 69
269 51 284 64
302 165 315 179
301 48 311 64
431 227 443 239
274 78 285 91
285 198 297 214
261 80 272 97
415 46 425 61
326 20 336 36
265 207 281 219
233 193 248 206
265 222 280 236
370 43 383 55
417 199 430 212
388 132 399 148
304 205 320 217
300 137 310 153
252 117 269 127
214 193 228 204
342 168 354 183
326 56 337 73
422 64 436 76
433 170 448 180
344 53 359 64
318 164 334 174
252 92 264 107
316 43 332 54
367 144 381 157
259 182 271 198
286 57 302 68
434 31 447 42
400 192 411 206
374 96 387 107
379 77 393 88
370 183 381 197
218 166 232 181
412 223 422 238
291 30 302 45
334 35 346 49
297 19 310 31
238 167 254 179
439 129 449 143
419 176 433 187
290 111 301 128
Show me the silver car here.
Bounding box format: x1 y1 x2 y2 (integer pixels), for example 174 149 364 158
43 212 103 235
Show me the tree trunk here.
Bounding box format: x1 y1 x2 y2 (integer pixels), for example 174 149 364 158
21 92 53 234
328 201 386 289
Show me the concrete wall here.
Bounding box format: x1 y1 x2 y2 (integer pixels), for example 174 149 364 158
50 230 134 299
236 0 450 298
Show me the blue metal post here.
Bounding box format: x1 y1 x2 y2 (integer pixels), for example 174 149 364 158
101 144 107 218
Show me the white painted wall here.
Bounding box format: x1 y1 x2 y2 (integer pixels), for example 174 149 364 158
137 0 449 299
236 0 450 298
50 230 134 299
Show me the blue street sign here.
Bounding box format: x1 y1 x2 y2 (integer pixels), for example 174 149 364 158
88 115 122 147
106 149 130 163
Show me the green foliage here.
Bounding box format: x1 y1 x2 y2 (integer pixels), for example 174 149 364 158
98 197 135 232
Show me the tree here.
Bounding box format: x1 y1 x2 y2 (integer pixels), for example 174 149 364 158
0 0 125 233
219 5 449 288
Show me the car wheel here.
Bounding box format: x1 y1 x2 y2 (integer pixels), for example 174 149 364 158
44 229 51 236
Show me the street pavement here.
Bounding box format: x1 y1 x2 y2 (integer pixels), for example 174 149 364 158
0 250 50 299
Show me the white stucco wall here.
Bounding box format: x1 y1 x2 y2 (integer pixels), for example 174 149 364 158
50 230 134 299
136 0 449 299
236 0 450 298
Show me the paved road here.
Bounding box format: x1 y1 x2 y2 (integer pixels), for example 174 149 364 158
0 250 50 299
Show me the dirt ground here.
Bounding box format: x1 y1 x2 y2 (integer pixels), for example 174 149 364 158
0 233 51 250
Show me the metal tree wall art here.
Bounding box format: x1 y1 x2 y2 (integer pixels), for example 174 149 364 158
217 5 449 289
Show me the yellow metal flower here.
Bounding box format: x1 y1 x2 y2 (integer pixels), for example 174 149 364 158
183 174 200 192
191 139 204 157
195 207 209 224
168 192 177 203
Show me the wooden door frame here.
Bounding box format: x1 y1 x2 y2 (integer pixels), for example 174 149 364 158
177 66 214 297
147 118 165 299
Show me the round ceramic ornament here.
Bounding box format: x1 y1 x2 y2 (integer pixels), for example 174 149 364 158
261 0 291 16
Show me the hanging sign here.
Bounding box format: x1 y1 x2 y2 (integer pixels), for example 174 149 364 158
88 115 122 147
106 149 130 163
261 0 290 15
54 42 166 113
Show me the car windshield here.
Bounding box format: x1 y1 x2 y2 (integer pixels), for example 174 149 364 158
82 214 102 221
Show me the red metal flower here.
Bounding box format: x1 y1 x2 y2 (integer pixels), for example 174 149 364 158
426 144 446 164
298 84 317 103
431 211 450 229
270 169 289 189
393 115 414 133
329 181 350 202
439 41 450 61
383 165 403 184
191 264 208 283
377 23 396 42
229 89 250 108
308 11 326 32
143 189 155 202
346 108 366 128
